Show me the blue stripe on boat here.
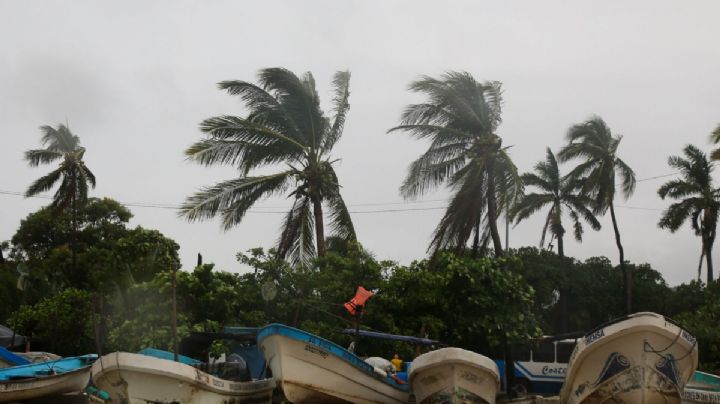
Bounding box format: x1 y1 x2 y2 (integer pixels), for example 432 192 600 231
257 323 410 392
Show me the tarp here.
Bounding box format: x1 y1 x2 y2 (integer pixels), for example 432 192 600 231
138 348 201 365
341 329 438 346
0 346 31 367
0 325 25 348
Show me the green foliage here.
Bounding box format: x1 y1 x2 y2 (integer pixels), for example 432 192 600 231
10 198 178 298
675 282 720 372
8 288 94 356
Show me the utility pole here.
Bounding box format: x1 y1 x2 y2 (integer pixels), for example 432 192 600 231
171 263 179 362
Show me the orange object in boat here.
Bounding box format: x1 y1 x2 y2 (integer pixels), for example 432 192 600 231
344 286 374 315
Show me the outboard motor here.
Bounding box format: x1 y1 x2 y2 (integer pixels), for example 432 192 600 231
220 353 251 382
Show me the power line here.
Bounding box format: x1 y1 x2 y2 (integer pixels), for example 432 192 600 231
0 170 679 214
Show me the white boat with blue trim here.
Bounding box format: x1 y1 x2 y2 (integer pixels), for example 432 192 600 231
257 323 411 403
0 353 96 402
410 347 500 403
559 312 698 404
91 350 275 403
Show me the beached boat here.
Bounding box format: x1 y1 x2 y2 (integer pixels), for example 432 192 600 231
682 370 720 403
91 350 275 403
410 347 500 404
257 323 411 403
0 354 96 402
559 312 698 404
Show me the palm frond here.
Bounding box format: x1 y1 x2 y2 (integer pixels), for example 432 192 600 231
25 167 64 197
322 70 351 153
257 68 325 149
179 172 292 230
24 149 62 167
322 163 356 241
277 196 315 267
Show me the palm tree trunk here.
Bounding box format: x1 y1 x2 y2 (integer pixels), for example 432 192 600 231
698 244 705 281
71 172 78 282
312 196 326 257
705 236 714 284
471 217 480 258
558 234 568 333
557 233 564 258
609 202 631 314
487 173 503 257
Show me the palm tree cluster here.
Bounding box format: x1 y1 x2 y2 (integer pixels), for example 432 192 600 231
24 68 718 317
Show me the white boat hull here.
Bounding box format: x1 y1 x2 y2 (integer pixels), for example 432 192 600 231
0 366 90 402
560 312 698 404
259 329 410 403
410 348 500 404
91 352 274 404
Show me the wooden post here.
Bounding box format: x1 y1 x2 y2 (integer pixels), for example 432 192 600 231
353 305 362 353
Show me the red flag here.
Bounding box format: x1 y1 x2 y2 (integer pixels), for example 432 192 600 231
344 286 374 316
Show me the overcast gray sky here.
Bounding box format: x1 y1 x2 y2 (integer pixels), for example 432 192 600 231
2 0 719 286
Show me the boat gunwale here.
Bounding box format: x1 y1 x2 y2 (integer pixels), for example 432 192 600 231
257 323 410 392
408 348 501 387
0 365 90 386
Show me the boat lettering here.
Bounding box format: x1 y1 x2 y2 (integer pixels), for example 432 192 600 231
681 329 697 344
308 336 334 351
682 390 720 403
542 366 567 376
585 328 604 345
213 379 224 388
304 344 329 359
228 381 269 391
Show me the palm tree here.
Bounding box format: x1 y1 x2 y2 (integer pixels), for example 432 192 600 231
24 123 96 276
389 72 521 257
558 116 636 313
710 123 720 161
513 148 601 257
180 68 356 266
658 145 719 284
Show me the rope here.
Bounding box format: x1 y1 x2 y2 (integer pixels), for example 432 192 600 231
643 328 697 363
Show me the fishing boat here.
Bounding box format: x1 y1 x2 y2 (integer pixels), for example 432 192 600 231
410 347 500 404
559 312 698 404
0 354 96 402
91 350 275 403
682 371 720 403
257 323 411 403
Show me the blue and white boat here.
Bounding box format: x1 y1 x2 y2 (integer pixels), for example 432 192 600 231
0 352 96 402
257 323 411 403
91 348 274 403
683 371 720 403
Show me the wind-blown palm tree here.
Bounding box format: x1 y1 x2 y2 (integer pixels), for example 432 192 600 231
25 123 96 275
658 145 719 284
558 116 636 313
513 148 601 257
389 72 521 257
180 68 356 266
709 124 720 161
